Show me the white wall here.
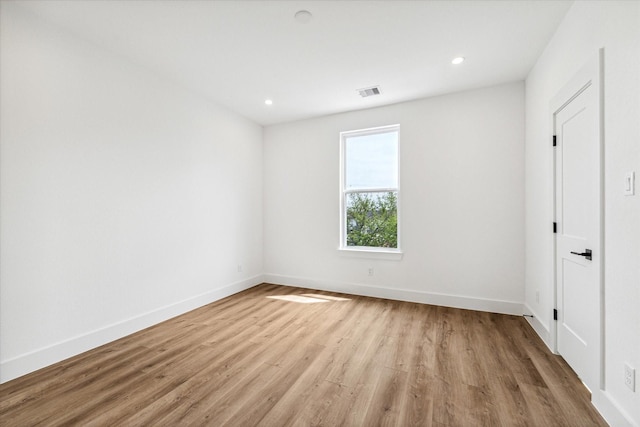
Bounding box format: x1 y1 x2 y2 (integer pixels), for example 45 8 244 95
525 1 640 425
6 3 634 424
263 82 525 314
0 3 263 382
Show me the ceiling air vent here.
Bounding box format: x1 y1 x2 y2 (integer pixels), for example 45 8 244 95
358 86 381 98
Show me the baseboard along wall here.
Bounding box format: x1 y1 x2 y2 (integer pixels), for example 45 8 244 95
0 275 264 383
263 273 524 316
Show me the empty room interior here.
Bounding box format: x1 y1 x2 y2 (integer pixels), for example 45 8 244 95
1 0 639 425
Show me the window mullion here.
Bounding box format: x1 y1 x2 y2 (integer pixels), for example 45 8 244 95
344 187 398 194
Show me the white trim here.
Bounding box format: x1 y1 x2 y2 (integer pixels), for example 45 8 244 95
337 247 403 261
523 303 553 352
0 275 264 384
344 187 398 195
592 390 638 427
339 124 401 251
263 273 523 315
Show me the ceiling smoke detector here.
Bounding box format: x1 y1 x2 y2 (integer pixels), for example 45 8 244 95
358 86 381 98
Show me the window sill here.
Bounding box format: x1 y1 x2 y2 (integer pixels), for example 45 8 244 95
337 247 404 261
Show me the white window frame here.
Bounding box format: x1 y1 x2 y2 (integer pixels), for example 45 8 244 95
339 124 402 259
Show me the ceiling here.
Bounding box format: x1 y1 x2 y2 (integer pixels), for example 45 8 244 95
14 0 573 126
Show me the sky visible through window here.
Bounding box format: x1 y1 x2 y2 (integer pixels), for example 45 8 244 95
345 131 398 189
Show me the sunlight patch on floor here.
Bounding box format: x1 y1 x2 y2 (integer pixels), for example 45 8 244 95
266 293 351 304
266 295 330 304
301 293 351 301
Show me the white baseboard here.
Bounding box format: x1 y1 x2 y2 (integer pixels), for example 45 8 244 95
0 275 263 384
263 273 523 315
524 305 638 427
523 303 553 351
593 390 638 427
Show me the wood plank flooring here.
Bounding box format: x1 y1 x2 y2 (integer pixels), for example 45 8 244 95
0 283 607 426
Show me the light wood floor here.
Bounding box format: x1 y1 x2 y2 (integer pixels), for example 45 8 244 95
1 283 607 426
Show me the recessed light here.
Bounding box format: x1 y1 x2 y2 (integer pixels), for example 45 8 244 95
265 99 273 106
452 56 465 65
294 10 312 24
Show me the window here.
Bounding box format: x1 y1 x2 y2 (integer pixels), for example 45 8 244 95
340 125 400 252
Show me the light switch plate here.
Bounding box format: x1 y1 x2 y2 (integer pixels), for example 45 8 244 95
624 171 635 196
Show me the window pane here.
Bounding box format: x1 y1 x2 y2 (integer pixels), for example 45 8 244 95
346 191 397 248
345 131 398 189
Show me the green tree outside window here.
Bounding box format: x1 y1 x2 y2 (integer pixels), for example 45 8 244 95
346 192 397 248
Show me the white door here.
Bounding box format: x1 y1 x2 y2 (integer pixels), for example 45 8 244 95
553 52 602 393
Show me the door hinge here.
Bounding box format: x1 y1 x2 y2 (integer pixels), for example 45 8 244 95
553 222 557 233
553 309 558 321
553 135 557 146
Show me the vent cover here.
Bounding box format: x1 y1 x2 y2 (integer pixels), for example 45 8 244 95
358 86 381 98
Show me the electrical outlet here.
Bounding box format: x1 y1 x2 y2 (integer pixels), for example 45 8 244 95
237 264 243 273
624 363 635 391
536 290 539 303
368 267 374 276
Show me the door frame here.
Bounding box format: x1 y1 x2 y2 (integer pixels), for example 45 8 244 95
550 48 605 392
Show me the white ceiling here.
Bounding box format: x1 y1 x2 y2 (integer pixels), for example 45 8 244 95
14 0 573 126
